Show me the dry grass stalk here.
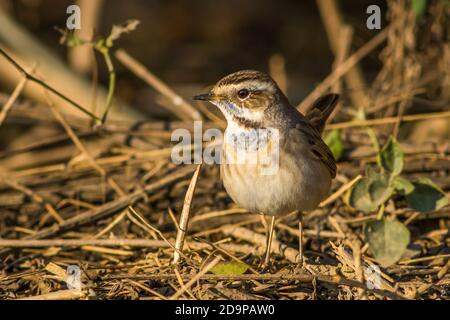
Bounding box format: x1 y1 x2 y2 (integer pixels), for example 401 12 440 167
297 24 391 112
316 0 369 107
330 242 399 295
319 174 362 207
173 164 202 264
0 73 29 127
0 239 174 248
115 49 202 121
68 0 104 74
327 109 450 130
17 289 87 301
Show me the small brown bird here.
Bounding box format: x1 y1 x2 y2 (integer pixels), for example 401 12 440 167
194 70 338 268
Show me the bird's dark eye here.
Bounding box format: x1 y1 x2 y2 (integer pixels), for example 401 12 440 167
237 89 250 99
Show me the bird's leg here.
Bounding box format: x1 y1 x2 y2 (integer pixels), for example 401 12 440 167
298 211 304 268
263 215 276 269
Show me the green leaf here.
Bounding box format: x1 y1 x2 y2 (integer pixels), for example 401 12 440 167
365 166 379 180
365 219 410 267
369 178 390 202
406 178 449 212
393 176 415 195
210 262 249 275
348 178 376 212
412 0 427 16
348 171 393 213
378 136 404 176
324 129 344 161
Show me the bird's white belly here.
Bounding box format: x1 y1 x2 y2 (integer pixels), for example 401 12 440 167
221 139 331 216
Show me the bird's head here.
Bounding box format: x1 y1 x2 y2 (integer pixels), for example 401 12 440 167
193 70 284 127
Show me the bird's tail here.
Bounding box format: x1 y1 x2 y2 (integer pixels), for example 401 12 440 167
305 93 340 134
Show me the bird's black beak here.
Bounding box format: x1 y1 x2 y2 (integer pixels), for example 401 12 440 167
192 93 213 101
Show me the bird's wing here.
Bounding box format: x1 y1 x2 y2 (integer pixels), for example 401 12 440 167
309 131 337 178
287 119 337 179
305 93 340 134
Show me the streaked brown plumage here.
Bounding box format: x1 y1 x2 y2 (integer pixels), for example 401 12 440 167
194 70 339 268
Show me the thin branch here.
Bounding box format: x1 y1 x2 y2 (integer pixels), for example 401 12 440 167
298 25 391 112
99 50 116 124
0 47 100 122
319 174 362 207
115 49 202 121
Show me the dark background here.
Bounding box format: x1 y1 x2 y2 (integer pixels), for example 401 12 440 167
0 0 387 113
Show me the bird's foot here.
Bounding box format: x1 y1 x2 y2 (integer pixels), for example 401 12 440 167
260 262 276 274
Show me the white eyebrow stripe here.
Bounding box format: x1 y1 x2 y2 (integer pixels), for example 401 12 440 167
225 81 274 92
